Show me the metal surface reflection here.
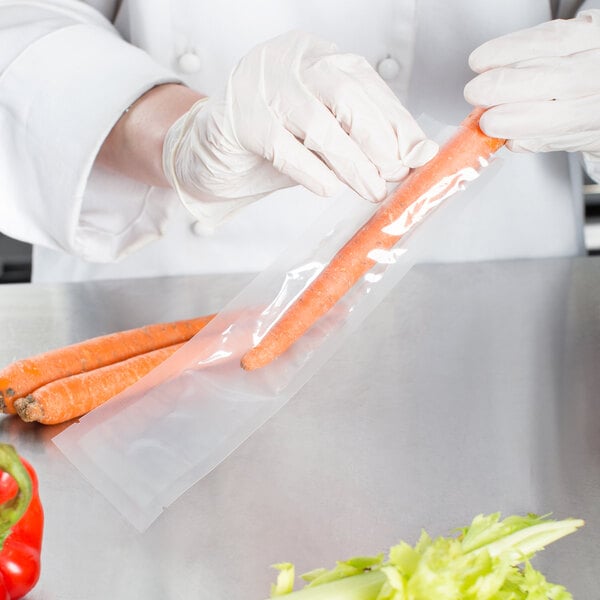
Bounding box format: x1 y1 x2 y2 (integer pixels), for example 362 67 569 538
0 259 598 598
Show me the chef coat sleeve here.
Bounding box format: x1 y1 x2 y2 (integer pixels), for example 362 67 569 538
575 0 600 183
0 1 183 263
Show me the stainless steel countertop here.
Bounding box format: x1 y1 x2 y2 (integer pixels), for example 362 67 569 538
0 258 598 599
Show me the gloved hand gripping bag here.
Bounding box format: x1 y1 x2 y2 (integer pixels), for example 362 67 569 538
53 109 505 531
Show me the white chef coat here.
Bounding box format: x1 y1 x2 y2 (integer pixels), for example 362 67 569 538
0 0 597 282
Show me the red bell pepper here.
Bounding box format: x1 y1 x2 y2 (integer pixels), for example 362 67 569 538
0 444 43 600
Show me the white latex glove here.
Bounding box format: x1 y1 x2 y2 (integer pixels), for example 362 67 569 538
163 31 438 229
464 10 600 166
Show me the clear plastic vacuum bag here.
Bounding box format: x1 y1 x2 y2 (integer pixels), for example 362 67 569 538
54 109 505 530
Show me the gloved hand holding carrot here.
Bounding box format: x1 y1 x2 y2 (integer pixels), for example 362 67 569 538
464 9 600 166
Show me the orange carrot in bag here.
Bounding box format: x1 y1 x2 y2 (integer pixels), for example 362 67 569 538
0 314 215 414
13 342 185 425
241 108 505 371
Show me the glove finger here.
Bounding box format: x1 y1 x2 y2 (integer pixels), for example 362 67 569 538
478 96 600 140
353 66 439 167
306 62 406 179
313 54 438 169
283 96 388 201
508 130 600 154
469 10 600 72
263 120 342 197
465 51 600 106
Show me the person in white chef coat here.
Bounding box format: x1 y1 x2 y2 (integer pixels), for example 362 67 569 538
1 0 599 283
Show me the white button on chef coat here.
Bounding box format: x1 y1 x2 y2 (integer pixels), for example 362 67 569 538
377 56 401 80
0 0 595 283
191 221 204 236
177 51 202 74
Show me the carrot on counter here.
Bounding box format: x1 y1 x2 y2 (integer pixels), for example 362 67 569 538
241 108 505 371
0 314 215 414
14 342 185 425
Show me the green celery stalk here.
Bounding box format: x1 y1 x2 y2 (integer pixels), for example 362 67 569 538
265 514 584 600
481 519 584 562
269 570 385 600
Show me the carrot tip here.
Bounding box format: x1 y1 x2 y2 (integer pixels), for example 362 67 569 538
240 357 253 371
14 396 43 423
240 350 265 371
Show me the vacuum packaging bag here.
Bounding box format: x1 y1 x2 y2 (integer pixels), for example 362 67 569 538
54 109 505 530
